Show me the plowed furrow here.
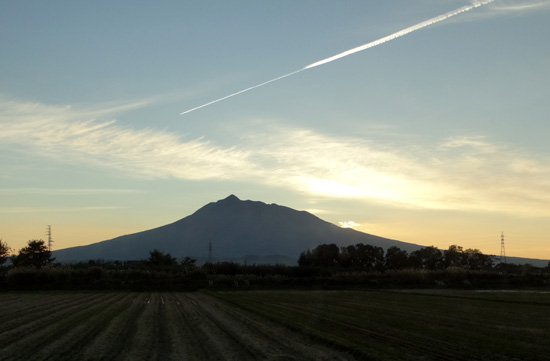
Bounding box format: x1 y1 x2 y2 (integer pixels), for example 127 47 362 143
0 293 105 334
0 293 113 350
0 293 125 361
185 293 358 361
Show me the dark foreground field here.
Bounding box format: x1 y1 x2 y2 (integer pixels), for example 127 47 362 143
0 290 548 361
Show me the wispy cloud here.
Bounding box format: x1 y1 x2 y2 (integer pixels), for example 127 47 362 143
462 0 550 20
0 188 143 195
339 221 361 229
491 0 550 12
249 127 550 216
305 208 333 215
0 206 125 214
0 96 254 180
2 96 549 217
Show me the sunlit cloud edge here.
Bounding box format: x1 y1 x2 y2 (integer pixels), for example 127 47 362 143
2 96 549 218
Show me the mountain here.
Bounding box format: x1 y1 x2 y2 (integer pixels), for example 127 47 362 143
53 194 420 264
53 195 549 267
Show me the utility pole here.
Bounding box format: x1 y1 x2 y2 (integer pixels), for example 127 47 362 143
208 240 212 263
500 231 506 263
46 225 53 251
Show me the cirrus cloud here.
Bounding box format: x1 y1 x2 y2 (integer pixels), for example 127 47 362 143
0 96 254 180
2 95 549 217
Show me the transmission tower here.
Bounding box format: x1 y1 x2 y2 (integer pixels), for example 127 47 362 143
500 231 506 263
46 225 53 251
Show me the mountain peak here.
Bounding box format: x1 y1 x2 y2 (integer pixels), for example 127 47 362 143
222 194 240 202
53 195 420 264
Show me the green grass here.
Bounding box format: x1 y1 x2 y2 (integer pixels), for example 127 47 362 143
211 289 550 361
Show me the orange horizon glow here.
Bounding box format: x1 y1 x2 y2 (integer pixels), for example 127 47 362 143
2 219 547 262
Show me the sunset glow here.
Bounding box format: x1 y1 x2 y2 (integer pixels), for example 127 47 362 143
1 1 549 260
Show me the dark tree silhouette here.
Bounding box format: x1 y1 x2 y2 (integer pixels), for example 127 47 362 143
0 238 11 266
338 244 385 271
312 244 340 267
355 243 385 272
443 245 493 270
385 246 409 270
444 245 467 268
339 245 359 269
463 248 494 270
299 244 340 268
298 249 314 267
300 243 494 273
181 256 197 274
12 239 55 268
409 246 444 270
147 249 178 267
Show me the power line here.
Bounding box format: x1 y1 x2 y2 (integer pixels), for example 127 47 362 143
500 231 506 263
46 225 53 251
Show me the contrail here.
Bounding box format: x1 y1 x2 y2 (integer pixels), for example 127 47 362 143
304 0 494 69
180 69 304 115
181 0 493 115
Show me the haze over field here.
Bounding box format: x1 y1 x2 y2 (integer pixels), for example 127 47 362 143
1 1 549 259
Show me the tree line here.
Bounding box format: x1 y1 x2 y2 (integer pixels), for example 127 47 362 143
298 243 494 271
0 239 509 274
1 238 549 290
1 238 55 269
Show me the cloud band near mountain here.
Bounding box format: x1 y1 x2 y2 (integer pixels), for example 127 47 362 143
2 96 549 216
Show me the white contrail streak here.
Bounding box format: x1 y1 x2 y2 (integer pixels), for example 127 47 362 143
181 0 493 115
180 69 304 115
304 0 494 69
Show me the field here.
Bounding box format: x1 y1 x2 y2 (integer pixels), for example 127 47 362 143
0 290 549 361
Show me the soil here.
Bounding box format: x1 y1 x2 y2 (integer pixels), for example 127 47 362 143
0 292 357 361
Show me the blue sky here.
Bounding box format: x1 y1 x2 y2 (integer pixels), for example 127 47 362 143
1 0 549 259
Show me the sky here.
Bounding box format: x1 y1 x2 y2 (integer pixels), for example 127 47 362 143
1 0 549 260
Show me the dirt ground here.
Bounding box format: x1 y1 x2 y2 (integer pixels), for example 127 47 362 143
0 292 357 361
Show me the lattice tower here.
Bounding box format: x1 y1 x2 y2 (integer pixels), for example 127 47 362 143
500 232 506 263
46 225 53 251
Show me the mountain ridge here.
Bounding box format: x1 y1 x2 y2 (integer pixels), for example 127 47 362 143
53 194 419 263
53 195 549 267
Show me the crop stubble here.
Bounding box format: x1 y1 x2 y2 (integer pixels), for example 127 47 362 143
0 292 356 361
213 290 550 360
2 290 548 361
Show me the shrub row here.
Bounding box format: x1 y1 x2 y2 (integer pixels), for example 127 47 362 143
2 263 549 291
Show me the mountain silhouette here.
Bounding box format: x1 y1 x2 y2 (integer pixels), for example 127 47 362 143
53 194 422 263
